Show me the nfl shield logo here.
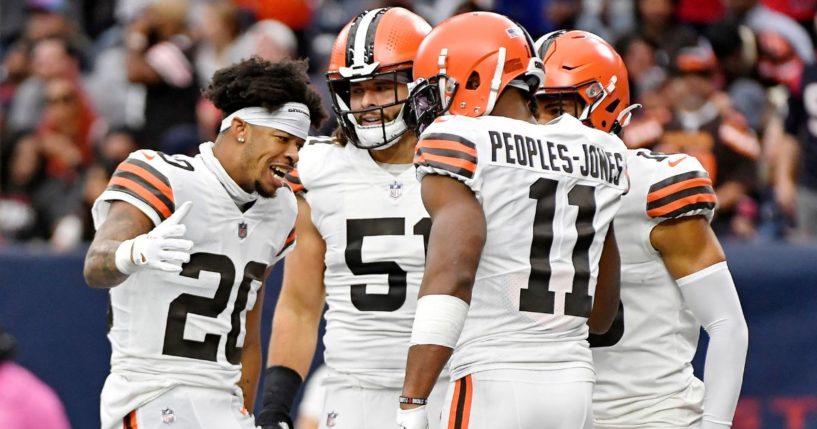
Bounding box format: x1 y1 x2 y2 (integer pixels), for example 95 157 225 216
326 411 338 427
161 408 175 423
389 181 403 199
238 222 248 238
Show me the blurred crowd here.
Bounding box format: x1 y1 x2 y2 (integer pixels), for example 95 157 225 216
1 0 816 250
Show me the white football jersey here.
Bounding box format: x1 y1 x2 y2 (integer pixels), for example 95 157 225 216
592 149 717 427
287 137 432 389
415 114 628 381
92 144 297 421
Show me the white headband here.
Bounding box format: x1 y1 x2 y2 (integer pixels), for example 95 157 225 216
220 102 311 140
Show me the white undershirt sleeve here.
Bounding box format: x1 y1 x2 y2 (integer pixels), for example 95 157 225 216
677 261 749 428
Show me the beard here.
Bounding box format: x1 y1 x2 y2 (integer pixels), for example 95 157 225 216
255 179 278 199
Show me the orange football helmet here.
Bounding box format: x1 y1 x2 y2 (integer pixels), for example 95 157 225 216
409 12 545 134
326 8 431 149
536 30 639 133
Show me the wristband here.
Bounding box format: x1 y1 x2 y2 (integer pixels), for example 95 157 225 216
256 366 303 425
114 238 137 275
399 396 428 406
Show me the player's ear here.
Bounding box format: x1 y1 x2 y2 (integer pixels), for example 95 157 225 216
232 118 247 144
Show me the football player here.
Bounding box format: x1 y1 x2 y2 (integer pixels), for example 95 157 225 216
255 8 447 429
83 57 325 429
398 13 626 429
535 30 749 429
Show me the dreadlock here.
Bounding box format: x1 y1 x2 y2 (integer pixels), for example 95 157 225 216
204 57 327 129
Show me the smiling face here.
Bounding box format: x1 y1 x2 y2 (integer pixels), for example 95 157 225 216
349 78 408 126
239 124 303 198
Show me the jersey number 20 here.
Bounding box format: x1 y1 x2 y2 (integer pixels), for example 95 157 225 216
162 253 265 363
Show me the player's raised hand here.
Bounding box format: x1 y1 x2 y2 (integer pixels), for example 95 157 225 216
115 201 194 274
396 406 428 429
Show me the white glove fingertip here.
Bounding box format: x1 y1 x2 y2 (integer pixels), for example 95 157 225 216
160 250 190 264
157 261 184 272
167 201 193 224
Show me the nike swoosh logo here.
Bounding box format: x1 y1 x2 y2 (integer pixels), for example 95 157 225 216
668 156 688 167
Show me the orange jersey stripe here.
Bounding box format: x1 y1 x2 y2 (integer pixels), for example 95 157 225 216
110 176 173 219
286 181 304 193
447 377 463 429
647 193 718 218
462 374 472 429
417 152 477 174
420 139 477 158
117 162 174 202
647 177 713 203
123 410 137 429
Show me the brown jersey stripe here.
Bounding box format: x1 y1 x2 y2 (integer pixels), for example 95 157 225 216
422 132 477 150
124 158 171 188
108 177 173 220
123 410 137 429
647 177 713 203
419 139 477 157
647 193 717 218
276 227 297 256
115 162 174 203
647 186 715 211
416 153 476 179
648 171 709 193
448 375 472 429
112 170 175 213
417 144 477 165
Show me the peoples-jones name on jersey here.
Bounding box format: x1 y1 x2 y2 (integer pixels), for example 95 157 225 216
488 131 624 186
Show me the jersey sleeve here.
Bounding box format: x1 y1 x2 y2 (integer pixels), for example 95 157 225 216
285 136 338 194
284 168 304 193
275 226 297 259
414 116 480 193
646 154 717 222
92 150 175 228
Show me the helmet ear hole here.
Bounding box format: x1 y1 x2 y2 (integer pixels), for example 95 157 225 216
601 120 607 128
605 99 621 113
466 71 481 90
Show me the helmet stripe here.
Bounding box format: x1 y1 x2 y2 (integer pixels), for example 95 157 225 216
346 9 383 67
345 11 366 66
364 9 388 64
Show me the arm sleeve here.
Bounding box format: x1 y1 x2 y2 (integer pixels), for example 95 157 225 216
91 150 175 229
677 261 749 428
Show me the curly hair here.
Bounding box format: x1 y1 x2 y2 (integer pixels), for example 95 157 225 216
203 57 327 129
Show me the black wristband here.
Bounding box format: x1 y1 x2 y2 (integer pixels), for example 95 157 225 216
399 396 428 406
256 366 303 425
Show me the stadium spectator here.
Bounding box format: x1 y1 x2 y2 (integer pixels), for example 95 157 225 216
630 0 698 64
781 62 817 240
725 0 815 64
125 0 199 152
6 36 81 134
624 42 762 238
0 327 71 429
193 0 245 88
0 134 48 242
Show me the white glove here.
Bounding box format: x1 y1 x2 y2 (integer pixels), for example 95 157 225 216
396 406 428 429
115 201 194 274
